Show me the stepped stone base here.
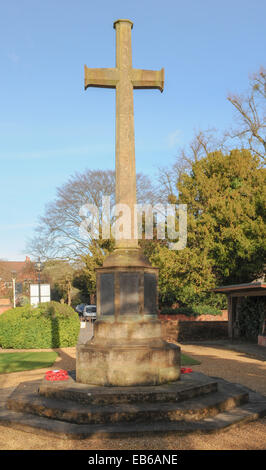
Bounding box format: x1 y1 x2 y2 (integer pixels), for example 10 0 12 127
76 319 181 386
1 371 266 439
39 370 217 405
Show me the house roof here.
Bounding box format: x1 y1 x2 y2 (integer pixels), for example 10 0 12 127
0 257 37 281
213 281 266 296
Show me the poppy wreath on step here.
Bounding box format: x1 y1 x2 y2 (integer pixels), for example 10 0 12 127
45 370 69 381
181 367 193 374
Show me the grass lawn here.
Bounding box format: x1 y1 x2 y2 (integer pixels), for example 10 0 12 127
0 350 199 374
0 351 58 374
181 353 201 366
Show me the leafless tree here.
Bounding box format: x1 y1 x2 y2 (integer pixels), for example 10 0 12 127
158 68 265 206
27 169 160 261
158 129 226 202
227 66 266 162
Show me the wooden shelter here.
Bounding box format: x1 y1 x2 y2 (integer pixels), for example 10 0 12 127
213 281 266 339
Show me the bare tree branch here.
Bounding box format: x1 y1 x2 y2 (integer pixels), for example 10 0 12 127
158 129 226 202
26 169 160 261
227 66 266 162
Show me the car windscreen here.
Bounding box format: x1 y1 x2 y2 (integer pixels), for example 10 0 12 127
85 306 96 313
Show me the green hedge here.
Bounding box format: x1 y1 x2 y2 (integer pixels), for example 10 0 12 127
0 301 80 349
160 304 222 317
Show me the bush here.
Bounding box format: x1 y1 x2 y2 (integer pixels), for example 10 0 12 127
0 301 80 349
159 292 227 311
160 304 222 317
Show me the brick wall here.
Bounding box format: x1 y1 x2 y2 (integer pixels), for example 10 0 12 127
160 318 228 343
158 309 228 322
0 298 12 315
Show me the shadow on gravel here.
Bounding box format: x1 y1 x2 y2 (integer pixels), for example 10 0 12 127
180 340 266 362
180 347 266 396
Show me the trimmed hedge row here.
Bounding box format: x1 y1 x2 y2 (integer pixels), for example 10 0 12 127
160 304 222 316
0 301 80 349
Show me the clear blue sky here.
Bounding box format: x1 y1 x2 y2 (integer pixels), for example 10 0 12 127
0 0 265 260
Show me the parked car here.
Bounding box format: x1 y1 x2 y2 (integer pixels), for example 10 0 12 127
75 303 86 315
82 304 97 320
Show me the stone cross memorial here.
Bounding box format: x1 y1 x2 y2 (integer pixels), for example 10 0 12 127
4 20 263 441
76 19 180 386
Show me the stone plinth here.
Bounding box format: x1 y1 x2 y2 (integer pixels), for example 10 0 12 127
76 249 181 387
76 342 180 387
96 264 159 318
76 336 180 387
76 316 180 386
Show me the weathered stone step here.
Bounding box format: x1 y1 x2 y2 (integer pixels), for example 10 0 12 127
38 371 218 405
1 399 266 440
1 378 266 439
7 380 249 425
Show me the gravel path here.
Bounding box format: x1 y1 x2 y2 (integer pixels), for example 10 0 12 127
0 343 266 450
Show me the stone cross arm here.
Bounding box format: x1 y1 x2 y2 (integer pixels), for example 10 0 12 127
131 68 164 92
84 67 119 89
84 66 164 92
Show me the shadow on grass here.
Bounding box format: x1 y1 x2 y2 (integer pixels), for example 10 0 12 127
0 351 58 374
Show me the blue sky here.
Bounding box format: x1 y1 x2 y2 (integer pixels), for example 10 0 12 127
0 0 265 260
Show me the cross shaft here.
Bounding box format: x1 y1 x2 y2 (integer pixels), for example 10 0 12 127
84 19 164 249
